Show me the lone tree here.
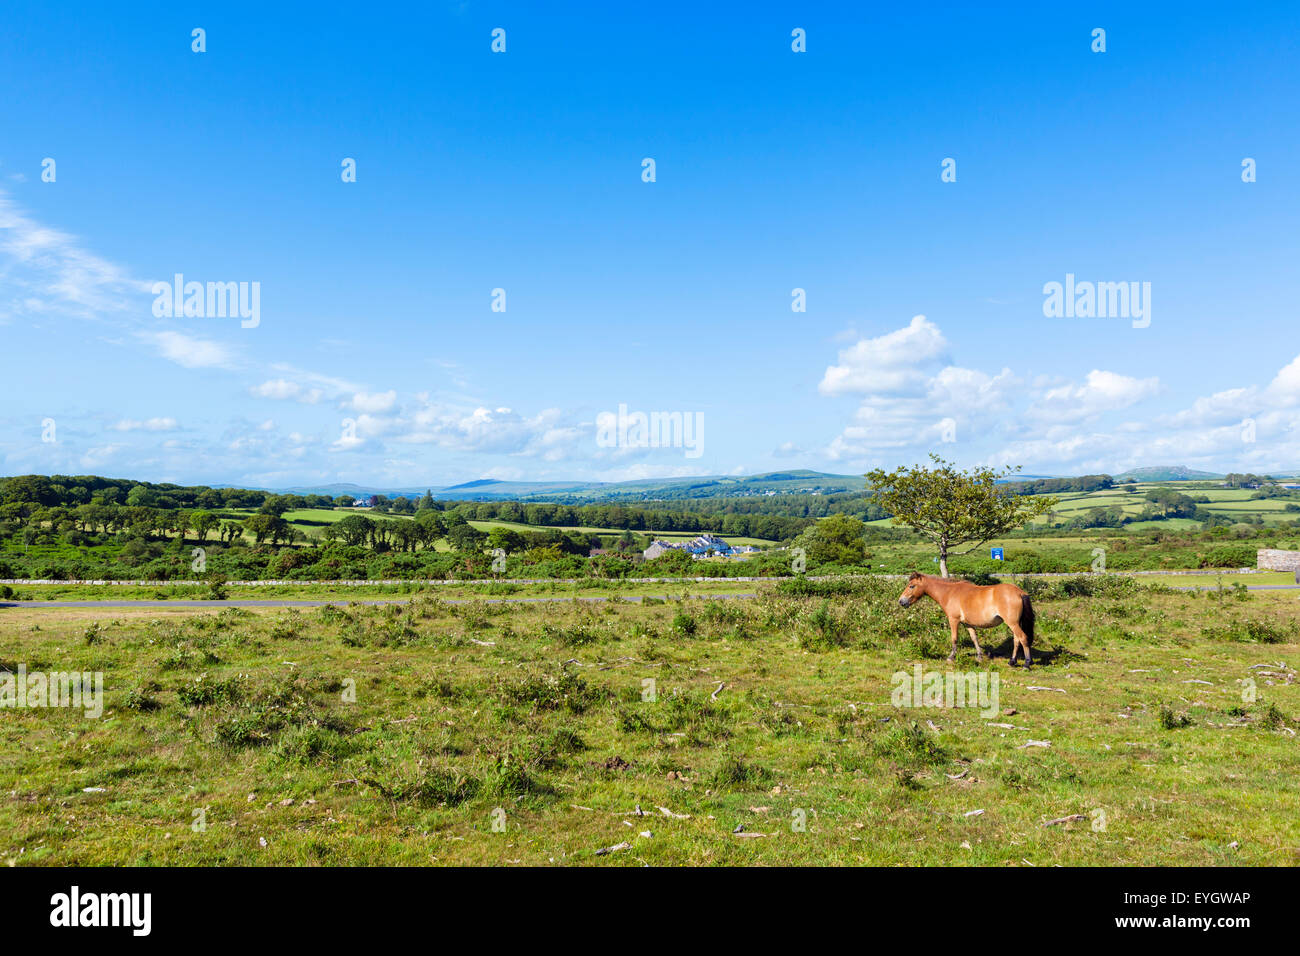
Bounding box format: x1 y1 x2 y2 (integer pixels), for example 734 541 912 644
865 455 1056 577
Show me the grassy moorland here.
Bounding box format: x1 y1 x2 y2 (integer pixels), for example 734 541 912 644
1 577 1296 866
0 571 1296 604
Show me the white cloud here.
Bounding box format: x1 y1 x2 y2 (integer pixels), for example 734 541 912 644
1033 369 1159 423
1267 353 1300 403
1159 387 1255 430
820 316 1020 461
141 330 237 369
926 366 1019 413
78 443 129 468
109 417 178 432
819 316 1172 470
819 315 949 396
348 390 398 414
592 462 701 482
0 190 148 323
401 402 579 458
251 379 299 400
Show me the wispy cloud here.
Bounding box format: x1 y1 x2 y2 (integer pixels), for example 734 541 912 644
0 190 148 323
109 417 179 432
139 330 238 369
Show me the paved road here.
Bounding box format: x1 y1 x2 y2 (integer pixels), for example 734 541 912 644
0 593 760 609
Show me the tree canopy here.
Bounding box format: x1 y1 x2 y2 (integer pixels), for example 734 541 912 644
865 456 1056 576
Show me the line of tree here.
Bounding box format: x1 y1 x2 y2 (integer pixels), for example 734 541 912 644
0 476 816 540
1002 474 1114 495
0 475 343 512
427 498 811 540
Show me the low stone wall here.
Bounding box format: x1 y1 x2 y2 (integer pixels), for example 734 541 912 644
1257 549 1300 571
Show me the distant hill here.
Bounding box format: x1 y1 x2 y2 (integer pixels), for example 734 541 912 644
429 470 871 503
438 478 609 497
1112 465 1224 483
273 466 1260 501
265 471 870 502
277 482 397 497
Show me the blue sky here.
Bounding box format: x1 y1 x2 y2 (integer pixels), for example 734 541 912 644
2 1 1298 488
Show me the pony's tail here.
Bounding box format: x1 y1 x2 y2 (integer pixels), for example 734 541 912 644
1020 595 1035 647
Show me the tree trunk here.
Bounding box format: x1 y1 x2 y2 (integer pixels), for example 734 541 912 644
938 544 949 578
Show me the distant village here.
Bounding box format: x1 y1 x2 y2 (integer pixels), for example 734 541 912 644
343 496 759 561
642 533 759 561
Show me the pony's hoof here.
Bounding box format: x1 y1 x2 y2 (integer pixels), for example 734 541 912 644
946 655 956 663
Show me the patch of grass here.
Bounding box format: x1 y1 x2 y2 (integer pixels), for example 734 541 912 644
1201 618 1295 644
874 720 949 767
495 670 606 715
121 686 161 712
798 601 852 651
709 753 773 791
175 674 243 708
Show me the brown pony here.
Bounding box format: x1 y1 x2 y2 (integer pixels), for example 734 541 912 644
897 573 1036 666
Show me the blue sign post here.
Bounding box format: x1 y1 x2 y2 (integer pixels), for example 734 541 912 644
991 547 1004 561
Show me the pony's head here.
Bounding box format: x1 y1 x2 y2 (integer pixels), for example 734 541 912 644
898 572 926 608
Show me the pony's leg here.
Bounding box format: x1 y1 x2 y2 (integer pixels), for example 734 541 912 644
947 617 961 662
965 627 983 662
1008 623 1032 668
1007 626 1019 666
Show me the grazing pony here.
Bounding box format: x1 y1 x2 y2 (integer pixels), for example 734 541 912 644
897 573 1036 666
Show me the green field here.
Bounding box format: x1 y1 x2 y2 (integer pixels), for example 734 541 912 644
463 518 776 548
2 578 1297 866
1040 484 1297 526
861 483 1300 530
227 509 776 551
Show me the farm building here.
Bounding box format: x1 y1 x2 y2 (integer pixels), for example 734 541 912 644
642 534 756 560
1258 549 1300 571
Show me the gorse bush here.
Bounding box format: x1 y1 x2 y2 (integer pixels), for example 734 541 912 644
1201 618 1296 644
874 720 948 767
495 669 606 714
1018 574 1145 600
539 622 603 646
271 724 356 764
486 748 551 798
798 600 852 651
365 767 480 807
777 576 874 598
176 674 242 707
671 610 698 638
212 678 350 749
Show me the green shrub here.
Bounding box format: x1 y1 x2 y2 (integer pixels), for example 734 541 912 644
1201 619 1295 644
709 753 773 791
1157 705 1192 729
